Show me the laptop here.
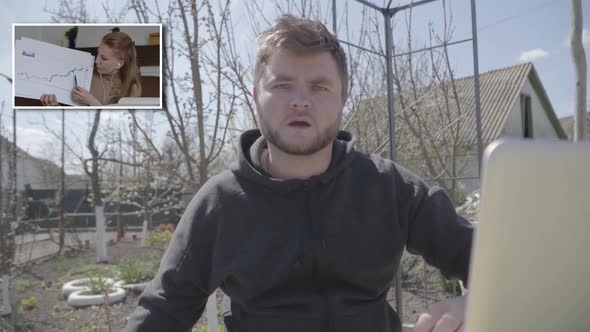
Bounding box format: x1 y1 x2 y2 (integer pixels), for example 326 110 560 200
463 139 590 331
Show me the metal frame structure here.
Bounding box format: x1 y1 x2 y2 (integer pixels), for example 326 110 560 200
332 0 484 320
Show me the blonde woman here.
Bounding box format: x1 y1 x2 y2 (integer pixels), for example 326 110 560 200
40 29 142 106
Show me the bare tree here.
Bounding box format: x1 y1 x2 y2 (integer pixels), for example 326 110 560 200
99 113 185 247
83 110 109 262
570 0 587 141
341 1 471 203
45 1 130 262
393 3 468 200
0 101 16 317
125 0 242 193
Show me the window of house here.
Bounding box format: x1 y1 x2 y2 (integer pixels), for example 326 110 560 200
520 94 533 138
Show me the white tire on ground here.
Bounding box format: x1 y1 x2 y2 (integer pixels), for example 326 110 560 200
113 280 149 292
67 287 126 307
61 278 116 299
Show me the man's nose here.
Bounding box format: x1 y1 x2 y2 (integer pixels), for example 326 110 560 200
290 91 311 111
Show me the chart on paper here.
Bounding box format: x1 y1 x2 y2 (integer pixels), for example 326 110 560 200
15 38 94 106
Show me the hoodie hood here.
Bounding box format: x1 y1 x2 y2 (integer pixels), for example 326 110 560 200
232 129 356 192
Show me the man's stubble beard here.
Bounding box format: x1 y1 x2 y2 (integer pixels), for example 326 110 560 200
257 111 342 156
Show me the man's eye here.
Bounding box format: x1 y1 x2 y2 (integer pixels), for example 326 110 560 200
274 84 290 89
313 85 329 92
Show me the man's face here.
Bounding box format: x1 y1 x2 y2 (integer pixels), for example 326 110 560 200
254 48 346 156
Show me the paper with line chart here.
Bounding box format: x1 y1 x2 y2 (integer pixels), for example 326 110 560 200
15 38 94 106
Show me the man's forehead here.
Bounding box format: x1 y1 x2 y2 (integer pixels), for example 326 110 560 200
266 72 336 84
263 50 340 80
267 48 333 64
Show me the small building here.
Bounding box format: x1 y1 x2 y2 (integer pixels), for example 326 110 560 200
347 63 567 197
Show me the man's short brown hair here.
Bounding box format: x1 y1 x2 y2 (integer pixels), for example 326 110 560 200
255 14 349 98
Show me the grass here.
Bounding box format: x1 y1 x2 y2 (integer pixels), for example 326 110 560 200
118 261 154 284
5 242 170 331
192 325 224 332
55 255 67 272
438 272 459 295
86 275 112 295
82 255 93 266
13 279 37 293
147 229 173 247
69 263 117 279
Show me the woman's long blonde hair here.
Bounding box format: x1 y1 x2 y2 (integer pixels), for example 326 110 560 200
101 30 142 101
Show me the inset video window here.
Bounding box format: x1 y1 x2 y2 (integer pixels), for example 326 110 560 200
13 24 162 109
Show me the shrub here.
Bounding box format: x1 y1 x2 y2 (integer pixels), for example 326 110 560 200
438 272 459 295
87 275 112 295
118 262 153 284
147 229 173 247
158 223 175 233
21 296 38 310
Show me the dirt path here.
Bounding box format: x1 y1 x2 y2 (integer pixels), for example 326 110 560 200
1 240 457 331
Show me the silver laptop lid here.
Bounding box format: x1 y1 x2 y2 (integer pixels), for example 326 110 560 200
464 139 590 332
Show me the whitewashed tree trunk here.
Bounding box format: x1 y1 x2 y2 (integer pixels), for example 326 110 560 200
95 205 108 262
570 0 587 141
206 292 219 332
2 274 10 316
140 219 148 247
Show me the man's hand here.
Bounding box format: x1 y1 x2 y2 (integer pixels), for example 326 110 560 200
413 295 467 332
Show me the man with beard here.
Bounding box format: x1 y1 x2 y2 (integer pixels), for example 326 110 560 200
124 14 473 332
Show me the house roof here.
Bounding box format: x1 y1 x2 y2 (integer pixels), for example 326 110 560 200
346 63 566 153
559 112 590 140
449 62 531 145
1 135 90 190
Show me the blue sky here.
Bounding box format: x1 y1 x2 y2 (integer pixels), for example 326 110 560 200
450 0 589 117
0 0 588 167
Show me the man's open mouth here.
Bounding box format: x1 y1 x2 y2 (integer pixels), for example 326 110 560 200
288 120 311 128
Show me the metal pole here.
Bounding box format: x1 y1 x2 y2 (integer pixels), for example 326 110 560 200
384 9 402 319
117 131 123 240
384 12 397 162
352 0 447 322
332 0 337 35
59 109 65 252
470 0 484 175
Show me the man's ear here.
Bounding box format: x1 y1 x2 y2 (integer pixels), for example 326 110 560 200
252 87 258 102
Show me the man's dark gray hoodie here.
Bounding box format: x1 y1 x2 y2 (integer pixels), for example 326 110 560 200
123 129 473 332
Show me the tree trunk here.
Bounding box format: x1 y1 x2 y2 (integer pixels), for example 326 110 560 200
59 108 65 253
95 205 108 262
86 109 107 262
0 103 16 316
571 0 587 141
140 218 148 247
117 131 124 241
177 0 207 186
2 274 10 316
